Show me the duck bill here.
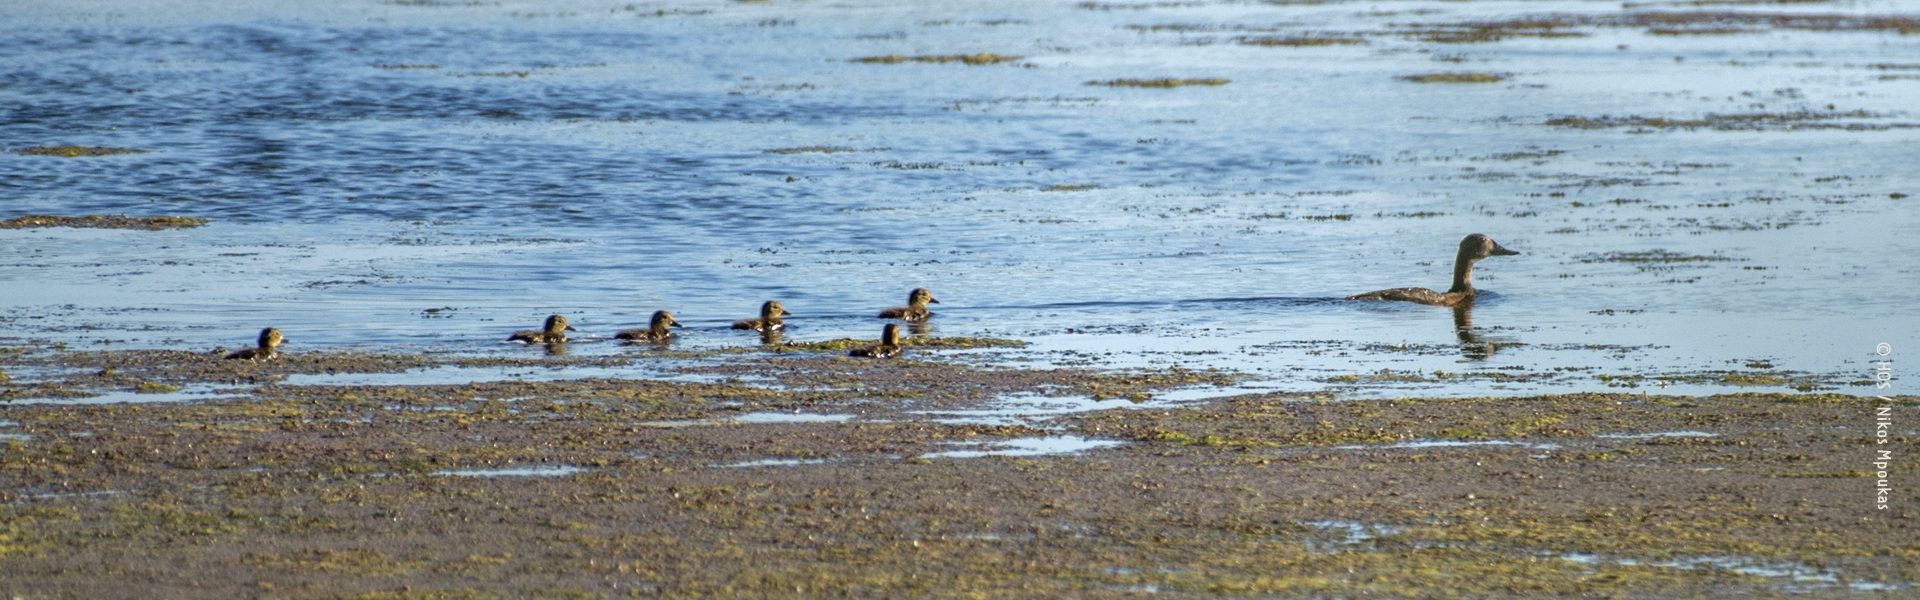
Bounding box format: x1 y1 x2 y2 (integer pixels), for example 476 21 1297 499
1491 242 1520 256
564 325 580 331
670 322 685 328
928 297 941 304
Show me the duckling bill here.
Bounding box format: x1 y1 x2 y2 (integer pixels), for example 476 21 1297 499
850 323 902 358
224 327 285 361
731 301 791 332
878 288 939 322
509 314 577 343
617 310 682 342
1347 233 1519 307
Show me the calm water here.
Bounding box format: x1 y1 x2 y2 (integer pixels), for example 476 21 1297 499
3 0 1916 396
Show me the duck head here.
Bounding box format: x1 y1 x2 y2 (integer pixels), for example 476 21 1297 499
258 327 285 349
651 310 682 331
1460 233 1520 262
881 323 901 345
907 288 940 307
544 314 577 335
762 301 791 320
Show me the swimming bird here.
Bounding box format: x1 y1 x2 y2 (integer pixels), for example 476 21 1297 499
509 314 577 343
1347 233 1520 307
616 310 682 342
224 327 285 361
850 323 902 358
731 301 791 332
878 288 940 322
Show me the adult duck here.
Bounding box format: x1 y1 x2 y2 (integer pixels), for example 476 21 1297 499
1347 234 1519 307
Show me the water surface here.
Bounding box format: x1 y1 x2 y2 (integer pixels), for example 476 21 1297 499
4 0 1915 396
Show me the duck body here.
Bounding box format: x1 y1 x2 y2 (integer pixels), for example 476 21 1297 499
617 310 682 342
224 327 285 361
731 301 790 332
1346 286 1467 307
509 314 577 343
878 288 940 322
1347 234 1519 306
850 323 902 358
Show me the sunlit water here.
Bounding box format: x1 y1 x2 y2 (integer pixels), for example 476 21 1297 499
4 0 1916 397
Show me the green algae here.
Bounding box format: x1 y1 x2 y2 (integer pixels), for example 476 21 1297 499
0 215 209 231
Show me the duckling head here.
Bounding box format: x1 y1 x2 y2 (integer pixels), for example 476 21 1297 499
544 314 577 335
881 323 901 345
908 288 940 306
763 300 790 320
1460 233 1520 262
258 327 285 349
651 310 682 330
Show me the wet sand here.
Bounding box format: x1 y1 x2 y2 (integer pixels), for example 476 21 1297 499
2 347 1912 598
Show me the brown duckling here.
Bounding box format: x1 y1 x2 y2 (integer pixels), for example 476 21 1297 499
877 288 940 322
224 327 285 361
1347 233 1520 307
508 314 577 343
616 310 682 342
850 323 902 358
731 300 791 332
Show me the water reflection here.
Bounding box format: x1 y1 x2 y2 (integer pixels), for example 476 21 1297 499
1452 304 1494 360
542 342 568 357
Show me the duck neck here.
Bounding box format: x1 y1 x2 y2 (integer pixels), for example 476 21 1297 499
1447 253 1478 295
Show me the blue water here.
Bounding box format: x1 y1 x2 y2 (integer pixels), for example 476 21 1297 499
3 0 1917 396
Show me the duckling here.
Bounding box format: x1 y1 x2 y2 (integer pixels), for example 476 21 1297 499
850 323 902 358
1347 233 1520 307
616 310 682 342
877 288 940 322
731 301 791 332
508 314 577 343
224 327 285 361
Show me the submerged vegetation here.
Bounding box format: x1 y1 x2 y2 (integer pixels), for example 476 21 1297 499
1545 110 1914 132
851 53 1024 65
10 146 148 157
1399 72 1508 83
1086 77 1230 87
1238 34 1365 46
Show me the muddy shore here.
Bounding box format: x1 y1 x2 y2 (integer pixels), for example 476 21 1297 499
1 346 1912 598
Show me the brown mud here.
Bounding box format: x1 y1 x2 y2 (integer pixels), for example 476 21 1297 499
1 346 1913 598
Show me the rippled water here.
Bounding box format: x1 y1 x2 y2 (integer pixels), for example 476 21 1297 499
4 0 1915 395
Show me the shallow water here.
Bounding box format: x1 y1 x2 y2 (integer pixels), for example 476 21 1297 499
3 0 1915 395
